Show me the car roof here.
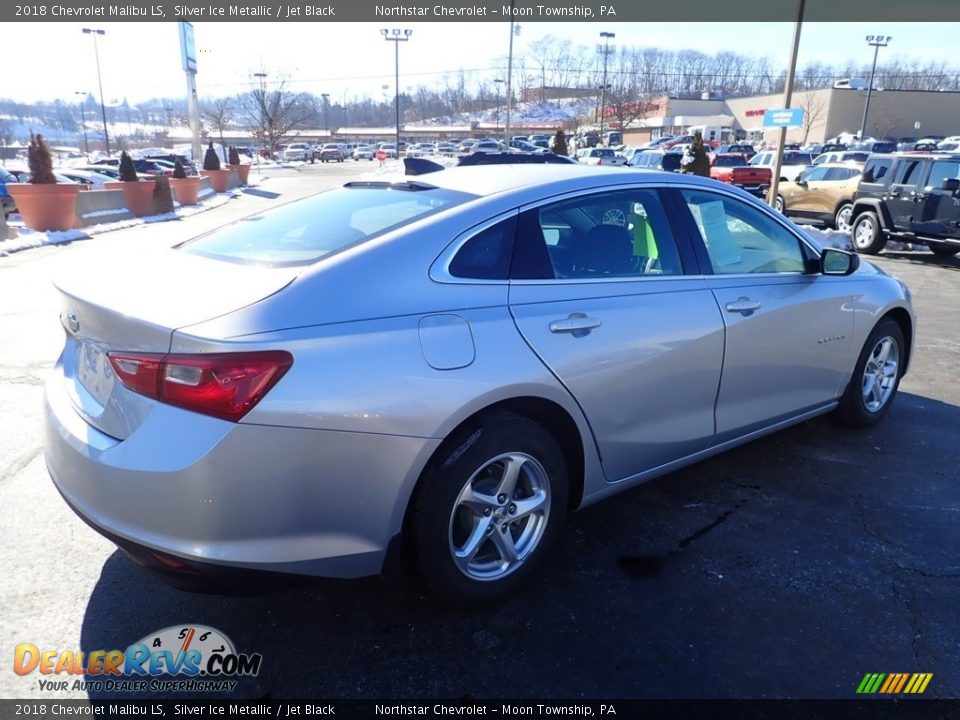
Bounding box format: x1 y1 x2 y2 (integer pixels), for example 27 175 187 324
391 163 714 197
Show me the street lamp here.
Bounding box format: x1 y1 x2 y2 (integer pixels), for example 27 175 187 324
859 35 892 141
597 32 615 144
381 28 413 155
74 91 89 155
82 28 110 156
321 93 330 136
494 79 505 132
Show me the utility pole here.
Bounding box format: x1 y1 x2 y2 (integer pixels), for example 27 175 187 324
767 0 805 209
598 32 615 143
860 35 892 140
381 28 413 154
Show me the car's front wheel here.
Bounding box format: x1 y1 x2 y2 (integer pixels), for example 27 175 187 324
413 413 568 606
774 195 785 213
834 203 854 233
852 210 887 254
836 318 904 427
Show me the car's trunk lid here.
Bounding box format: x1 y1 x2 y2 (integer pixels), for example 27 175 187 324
54 247 297 439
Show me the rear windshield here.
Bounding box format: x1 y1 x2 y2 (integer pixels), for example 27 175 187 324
714 155 747 167
783 152 814 165
661 153 683 172
180 184 475 267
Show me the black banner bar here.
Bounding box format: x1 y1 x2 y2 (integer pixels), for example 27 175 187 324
4 0 960 23
1 699 958 720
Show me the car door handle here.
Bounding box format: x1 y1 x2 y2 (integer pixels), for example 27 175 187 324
549 313 603 335
724 298 761 315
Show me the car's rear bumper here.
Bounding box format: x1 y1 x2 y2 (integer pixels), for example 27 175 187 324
44 360 439 583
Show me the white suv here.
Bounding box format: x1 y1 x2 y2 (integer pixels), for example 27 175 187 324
283 143 311 162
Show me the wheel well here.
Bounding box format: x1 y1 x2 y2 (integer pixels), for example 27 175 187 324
882 307 913 372
404 397 586 524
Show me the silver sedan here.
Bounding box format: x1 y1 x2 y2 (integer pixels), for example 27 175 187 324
44 164 914 605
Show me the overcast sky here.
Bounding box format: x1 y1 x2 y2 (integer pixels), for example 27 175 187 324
6 22 959 106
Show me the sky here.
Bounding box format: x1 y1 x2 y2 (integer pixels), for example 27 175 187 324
5 22 959 106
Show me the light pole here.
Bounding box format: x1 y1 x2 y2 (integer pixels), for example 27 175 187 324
859 35 892 141
74 91 89 155
494 78 504 132
598 31 615 144
253 72 268 157
321 93 330 137
381 28 412 155
82 28 110 156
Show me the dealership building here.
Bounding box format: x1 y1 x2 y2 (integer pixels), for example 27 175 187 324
623 87 960 145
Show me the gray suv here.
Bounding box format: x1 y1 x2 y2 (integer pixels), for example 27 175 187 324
850 153 960 256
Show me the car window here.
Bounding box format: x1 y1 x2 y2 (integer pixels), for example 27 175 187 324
513 189 684 280
861 158 892 184
926 160 960 189
680 190 806 275
824 167 860 181
449 217 517 280
801 167 830 181
893 160 924 186
181 185 475 267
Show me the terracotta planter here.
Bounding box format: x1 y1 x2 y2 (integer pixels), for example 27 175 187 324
202 169 231 193
105 180 157 217
169 177 201 206
7 183 83 232
228 164 250 185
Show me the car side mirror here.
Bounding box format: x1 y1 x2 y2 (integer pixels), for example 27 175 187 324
821 248 859 276
941 177 960 194
796 178 807 186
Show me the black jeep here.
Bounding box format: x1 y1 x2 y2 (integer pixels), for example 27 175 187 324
850 153 960 256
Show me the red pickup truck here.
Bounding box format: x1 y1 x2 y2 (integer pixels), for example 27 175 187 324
710 153 771 196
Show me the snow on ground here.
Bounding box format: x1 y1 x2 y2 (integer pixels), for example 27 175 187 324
0 180 264 257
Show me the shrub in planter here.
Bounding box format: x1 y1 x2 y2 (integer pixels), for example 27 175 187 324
118 151 139 182
226 145 250 185
203 142 221 171
8 133 82 231
169 159 201 205
153 175 175 214
228 146 241 166
552 128 568 157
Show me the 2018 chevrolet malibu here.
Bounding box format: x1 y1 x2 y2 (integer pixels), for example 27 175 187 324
44 164 914 605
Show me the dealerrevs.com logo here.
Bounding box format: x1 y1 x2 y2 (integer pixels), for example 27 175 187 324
14 625 262 693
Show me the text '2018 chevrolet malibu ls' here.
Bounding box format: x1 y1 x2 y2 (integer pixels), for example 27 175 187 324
44 162 914 605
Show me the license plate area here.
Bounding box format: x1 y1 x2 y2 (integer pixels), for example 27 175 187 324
76 339 115 408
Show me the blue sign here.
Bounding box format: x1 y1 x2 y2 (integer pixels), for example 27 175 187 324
762 108 805 128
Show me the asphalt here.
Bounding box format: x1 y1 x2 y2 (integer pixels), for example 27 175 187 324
0 166 958 701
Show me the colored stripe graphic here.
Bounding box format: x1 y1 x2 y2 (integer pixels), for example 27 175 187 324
857 673 932 694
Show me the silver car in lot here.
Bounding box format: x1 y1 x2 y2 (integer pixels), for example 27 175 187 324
44 164 914 605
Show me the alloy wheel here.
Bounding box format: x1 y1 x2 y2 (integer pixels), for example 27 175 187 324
861 336 900 413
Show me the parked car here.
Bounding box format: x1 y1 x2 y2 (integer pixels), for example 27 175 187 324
849 140 897 154
54 168 117 189
812 151 870 166
850 152 960 256
748 150 815 182
283 143 312 162
377 143 398 159
714 144 756 159
775 163 864 232
145 154 198 176
78 165 153 181
510 139 548 154
43 163 914 605
317 144 344 163
709 153 771 196
352 144 375 161
471 140 504 154
528 135 550 149
576 147 627 166
627 149 684 172
0 167 18 217
436 142 458 156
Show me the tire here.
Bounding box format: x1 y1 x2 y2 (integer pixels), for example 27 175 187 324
412 413 568 606
851 210 887 254
774 195 785 214
836 319 905 428
928 242 959 258
834 203 854 233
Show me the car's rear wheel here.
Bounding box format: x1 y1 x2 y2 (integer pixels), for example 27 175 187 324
836 319 904 427
834 203 854 233
413 413 568 606
851 211 887 254
927 242 959 257
774 195 785 213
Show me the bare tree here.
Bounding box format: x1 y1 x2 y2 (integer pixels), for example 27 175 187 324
797 91 828 143
238 76 315 154
202 96 233 154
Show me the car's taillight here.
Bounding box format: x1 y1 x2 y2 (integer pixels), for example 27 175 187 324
107 351 292 422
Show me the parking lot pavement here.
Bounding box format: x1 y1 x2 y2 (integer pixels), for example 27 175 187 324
1 176 958 700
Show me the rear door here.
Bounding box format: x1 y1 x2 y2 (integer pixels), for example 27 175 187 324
673 187 854 441
915 158 960 238
886 158 927 229
508 186 725 481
